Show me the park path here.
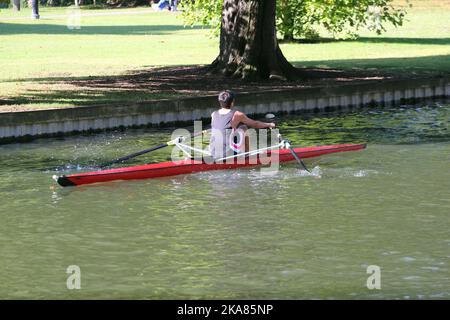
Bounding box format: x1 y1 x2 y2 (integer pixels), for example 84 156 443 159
0 9 164 21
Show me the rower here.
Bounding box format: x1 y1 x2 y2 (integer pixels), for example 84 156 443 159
209 90 276 160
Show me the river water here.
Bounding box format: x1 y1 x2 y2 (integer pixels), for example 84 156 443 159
0 102 449 299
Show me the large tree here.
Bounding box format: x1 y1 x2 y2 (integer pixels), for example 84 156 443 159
182 0 407 81
211 0 297 80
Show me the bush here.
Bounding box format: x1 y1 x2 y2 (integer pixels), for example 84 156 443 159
0 0 9 9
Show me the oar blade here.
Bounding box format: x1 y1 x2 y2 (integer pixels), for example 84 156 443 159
289 146 311 173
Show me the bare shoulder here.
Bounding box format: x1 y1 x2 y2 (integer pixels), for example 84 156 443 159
233 110 245 118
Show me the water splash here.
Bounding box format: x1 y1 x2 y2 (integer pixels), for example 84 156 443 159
353 170 369 177
298 166 322 178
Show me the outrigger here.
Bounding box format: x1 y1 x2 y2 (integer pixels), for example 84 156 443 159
53 129 366 187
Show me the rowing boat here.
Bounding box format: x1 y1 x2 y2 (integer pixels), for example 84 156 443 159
54 143 366 187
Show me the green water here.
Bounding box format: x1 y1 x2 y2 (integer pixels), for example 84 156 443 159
0 102 449 299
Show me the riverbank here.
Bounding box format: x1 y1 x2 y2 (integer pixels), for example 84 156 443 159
0 76 448 143
0 4 449 112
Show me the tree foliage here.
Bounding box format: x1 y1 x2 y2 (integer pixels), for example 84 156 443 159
181 0 223 36
181 0 409 40
277 0 408 40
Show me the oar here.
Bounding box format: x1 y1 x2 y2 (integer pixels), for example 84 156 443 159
268 113 311 173
287 143 311 173
99 129 210 168
99 143 171 168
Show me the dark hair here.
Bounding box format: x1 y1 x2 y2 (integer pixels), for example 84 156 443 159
218 90 235 108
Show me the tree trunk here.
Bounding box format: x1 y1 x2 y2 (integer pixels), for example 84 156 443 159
210 0 299 80
283 33 294 41
30 0 40 19
12 0 21 11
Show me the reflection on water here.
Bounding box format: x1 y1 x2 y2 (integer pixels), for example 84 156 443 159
0 102 449 299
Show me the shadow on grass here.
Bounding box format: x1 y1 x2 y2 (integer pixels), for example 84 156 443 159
2 21 447 45
291 54 450 75
356 37 450 45
0 23 206 35
0 87 180 109
1 55 448 110
280 37 450 46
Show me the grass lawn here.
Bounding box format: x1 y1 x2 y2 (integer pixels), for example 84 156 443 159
0 2 449 111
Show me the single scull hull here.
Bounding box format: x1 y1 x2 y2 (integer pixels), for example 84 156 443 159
55 144 366 187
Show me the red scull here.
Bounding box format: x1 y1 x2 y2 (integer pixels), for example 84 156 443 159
54 143 366 187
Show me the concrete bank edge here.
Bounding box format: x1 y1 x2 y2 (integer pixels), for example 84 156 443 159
0 76 449 142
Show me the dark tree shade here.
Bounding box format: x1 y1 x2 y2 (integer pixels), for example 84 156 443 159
106 0 151 6
31 0 40 19
211 0 299 80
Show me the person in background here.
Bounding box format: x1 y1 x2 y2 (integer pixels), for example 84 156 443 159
152 0 178 11
168 0 178 11
152 0 169 11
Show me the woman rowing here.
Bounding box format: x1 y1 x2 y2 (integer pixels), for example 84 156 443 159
209 90 276 161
